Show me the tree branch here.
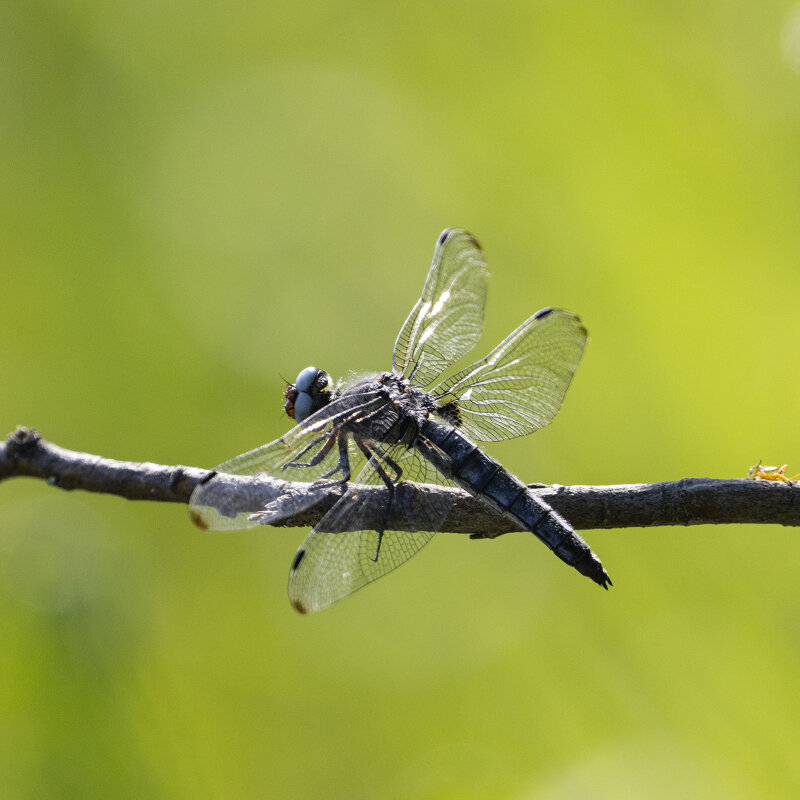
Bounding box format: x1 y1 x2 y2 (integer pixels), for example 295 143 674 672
2 427 799 535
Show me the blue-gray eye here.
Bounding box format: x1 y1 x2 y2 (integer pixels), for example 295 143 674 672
292 391 314 422
295 367 319 392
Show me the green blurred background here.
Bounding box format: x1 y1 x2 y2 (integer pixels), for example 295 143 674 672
3 1 800 797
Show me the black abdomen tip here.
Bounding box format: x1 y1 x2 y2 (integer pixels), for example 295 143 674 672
575 553 612 589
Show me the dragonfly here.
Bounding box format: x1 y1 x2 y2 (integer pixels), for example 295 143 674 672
189 229 610 613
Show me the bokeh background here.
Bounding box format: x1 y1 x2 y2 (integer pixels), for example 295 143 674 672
3 1 800 797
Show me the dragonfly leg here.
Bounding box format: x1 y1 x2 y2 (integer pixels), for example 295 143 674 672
404 419 421 452
320 434 352 482
377 449 403 483
356 441 396 562
285 430 338 470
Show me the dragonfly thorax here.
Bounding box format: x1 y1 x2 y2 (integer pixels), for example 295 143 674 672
378 372 438 419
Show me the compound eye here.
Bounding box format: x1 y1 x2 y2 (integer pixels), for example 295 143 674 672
295 367 320 393
293 391 314 422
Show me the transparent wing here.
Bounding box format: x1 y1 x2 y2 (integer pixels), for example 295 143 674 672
431 307 587 442
287 440 458 614
189 387 389 531
392 229 488 389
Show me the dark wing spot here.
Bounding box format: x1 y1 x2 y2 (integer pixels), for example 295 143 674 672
438 229 452 245
188 508 209 530
291 548 306 570
198 469 218 486
291 599 309 614
534 307 553 319
465 233 481 250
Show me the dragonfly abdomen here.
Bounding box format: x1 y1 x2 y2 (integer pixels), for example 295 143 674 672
420 420 611 589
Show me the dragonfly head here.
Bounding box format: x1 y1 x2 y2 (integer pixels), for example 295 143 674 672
284 367 333 423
